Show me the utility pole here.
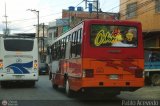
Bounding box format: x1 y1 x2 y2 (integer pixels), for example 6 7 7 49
96 0 99 19
27 9 40 53
27 9 39 43
43 23 45 53
3 3 8 36
85 0 99 19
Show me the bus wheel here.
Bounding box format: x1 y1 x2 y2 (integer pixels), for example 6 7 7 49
65 79 74 97
49 72 52 80
151 73 160 86
0 82 6 88
29 81 35 87
52 81 58 89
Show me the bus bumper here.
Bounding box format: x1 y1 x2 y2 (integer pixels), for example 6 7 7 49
81 79 144 88
68 77 144 92
0 73 39 81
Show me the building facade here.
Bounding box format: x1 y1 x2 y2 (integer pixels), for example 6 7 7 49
120 0 160 47
47 7 118 47
62 9 117 28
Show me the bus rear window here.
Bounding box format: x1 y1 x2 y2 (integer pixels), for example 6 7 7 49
4 40 34 51
90 25 138 47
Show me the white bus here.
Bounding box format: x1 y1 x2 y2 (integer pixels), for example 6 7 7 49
0 35 39 87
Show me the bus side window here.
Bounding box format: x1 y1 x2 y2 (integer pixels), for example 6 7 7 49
62 37 66 59
58 40 62 59
76 28 82 57
61 40 64 59
51 44 56 60
65 35 71 59
70 32 76 58
55 42 59 60
65 29 82 59
70 30 82 58
65 41 71 59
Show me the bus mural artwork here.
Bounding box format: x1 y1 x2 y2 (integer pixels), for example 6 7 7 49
93 26 136 47
48 19 144 97
106 60 142 75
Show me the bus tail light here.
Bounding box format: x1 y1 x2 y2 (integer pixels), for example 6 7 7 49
34 60 38 69
34 63 38 68
82 69 94 78
0 60 3 69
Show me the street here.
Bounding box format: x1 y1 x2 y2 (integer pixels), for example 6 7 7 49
0 0 160 106
0 75 160 106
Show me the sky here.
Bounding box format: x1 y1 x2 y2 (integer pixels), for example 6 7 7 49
0 0 120 34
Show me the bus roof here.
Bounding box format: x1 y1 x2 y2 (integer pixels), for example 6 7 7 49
3 35 35 39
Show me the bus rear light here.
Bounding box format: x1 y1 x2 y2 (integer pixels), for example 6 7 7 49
34 60 37 63
0 59 3 68
63 63 69 68
34 63 38 69
0 63 3 68
82 69 94 78
34 60 38 69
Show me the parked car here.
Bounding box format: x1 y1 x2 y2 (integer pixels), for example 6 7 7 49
39 63 48 75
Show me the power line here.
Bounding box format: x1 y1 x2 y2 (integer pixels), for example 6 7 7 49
10 25 35 30
9 12 62 23
107 0 130 12
20 28 35 33
119 0 145 18
120 0 154 19
8 0 85 23
75 0 84 7
7 12 62 33
8 0 84 23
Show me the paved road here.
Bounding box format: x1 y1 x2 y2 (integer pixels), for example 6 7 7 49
119 86 160 100
0 75 160 106
0 75 119 106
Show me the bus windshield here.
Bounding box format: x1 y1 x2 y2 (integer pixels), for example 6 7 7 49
4 39 34 51
90 24 138 47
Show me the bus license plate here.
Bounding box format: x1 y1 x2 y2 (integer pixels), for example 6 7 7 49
109 75 119 80
14 75 23 79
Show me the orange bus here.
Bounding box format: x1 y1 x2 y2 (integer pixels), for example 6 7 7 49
49 19 144 97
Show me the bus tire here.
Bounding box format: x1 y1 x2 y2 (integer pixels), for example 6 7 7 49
0 82 6 88
65 79 74 97
52 82 58 89
151 73 160 86
29 81 35 87
49 72 52 80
